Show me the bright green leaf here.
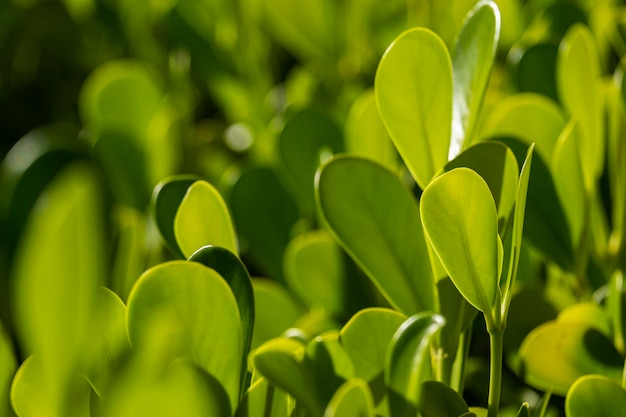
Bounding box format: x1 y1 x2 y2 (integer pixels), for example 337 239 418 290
324 378 376 417
566 375 626 417
235 377 291 417
450 0 500 157
316 156 436 315
126 261 243 411
385 313 446 417
421 168 500 320
174 180 238 258
375 28 453 188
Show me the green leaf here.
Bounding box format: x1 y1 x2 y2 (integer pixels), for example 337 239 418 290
284 231 346 315
151 175 200 257
251 279 303 350
557 24 604 183
385 313 446 417
278 109 343 217
450 0 500 157
110 206 147 301
316 156 436 315
421 168 500 320
126 261 243 410
482 93 566 164
188 245 255 396
307 331 354 405
566 375 626 417
418 380 470 417
323 378 376 417
229 167 300 282
0 323 16 417
518 321 623 395
235 377 291 417
12 163 105 413
253 338 324 417
442 142 519 226
174 180 238 259
512 43 558 102
516 402 530 417
345 89 398 170
375 27 453 188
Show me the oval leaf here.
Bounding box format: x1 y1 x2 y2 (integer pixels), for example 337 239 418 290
421 168 500 319
316 156 436 315
418 380 470 417
565 375 626 417
375 28 453 188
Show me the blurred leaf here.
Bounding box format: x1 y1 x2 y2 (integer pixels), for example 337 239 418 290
565 375 626 417
12 163 105 414
278 109 343 217
557 24 604 184
421 168 500 319
126 261 243 410
174 180 238 258
235 377 290 417
284 230 345 315
316 156 436 315
251 279 303 350
482 93 565 164
442 142 519 227
512 43 558 102
557 302 612 337
450 0 500 157
385 313 446 417
0 323 15 417
375 28 452 189
323 378 375 417
229 167 299 282
253 338 324 417
188 245 254 395
418 380 470 417
518 321 623 395
110 206 147 301
345 89 397 170
151 175 200 257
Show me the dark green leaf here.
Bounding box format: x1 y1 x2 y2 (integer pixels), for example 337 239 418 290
418 380 470 417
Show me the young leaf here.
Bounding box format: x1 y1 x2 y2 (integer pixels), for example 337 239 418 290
174 180 238 258
323 378 376 417
375 27 452 188
565 375 626 417
126 261 243 411
385 313 446 417
421 168 500 323
418 380 470 417
516 402 530 417
316 156 436 315
450 0 500 158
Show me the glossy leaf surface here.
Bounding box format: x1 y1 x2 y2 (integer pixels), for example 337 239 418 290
376 28 452 188
323 378 375 417
316 156 435 315
565 375 626 417
421 168 500 317
127 261 243 410
450 0 500 157
174 180 238 258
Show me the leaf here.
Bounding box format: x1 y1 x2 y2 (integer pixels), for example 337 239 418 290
516 402 530 417
188 245 255 396
442 142 519 226
229 167 300 282
235 377 291 417
0 323 16 416
278 109 343 217
450 0 500 158
284 230 346 315
517 321 623 395
513 43 559 102
557 24 604 183
110 206 147 301
418 380 470 417
566 375 626 417
253 338 324 417
421 168 500 320
12 163 105 413
345 89 398 170
151 175 200 257
375 27 453 188
482 93 566 164
323 378 376 417
316 156 436 315
306 331 354 405
126 261 243 411
385 313 446 417
174 180 238 258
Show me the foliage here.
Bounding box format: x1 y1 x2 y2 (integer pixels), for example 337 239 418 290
2 0 626 416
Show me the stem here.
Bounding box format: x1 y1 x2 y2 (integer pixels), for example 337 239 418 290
487 329 504 417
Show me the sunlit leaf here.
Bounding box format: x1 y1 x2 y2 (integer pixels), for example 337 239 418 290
566 375 626 417
323 378 375 417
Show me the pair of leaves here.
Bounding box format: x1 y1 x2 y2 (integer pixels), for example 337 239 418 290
375 1 500 188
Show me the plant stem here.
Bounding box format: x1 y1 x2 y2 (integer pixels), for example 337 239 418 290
487 329 504 417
